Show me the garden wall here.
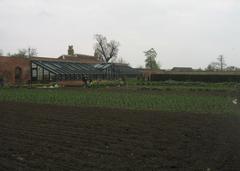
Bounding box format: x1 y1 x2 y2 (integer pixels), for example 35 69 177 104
0 56 31 85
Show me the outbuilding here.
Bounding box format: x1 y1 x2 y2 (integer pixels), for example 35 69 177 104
0 55 140 85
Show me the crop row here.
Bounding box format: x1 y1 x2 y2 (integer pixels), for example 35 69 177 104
0 88 237 114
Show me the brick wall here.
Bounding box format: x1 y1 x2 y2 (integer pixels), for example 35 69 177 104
0 56 31 85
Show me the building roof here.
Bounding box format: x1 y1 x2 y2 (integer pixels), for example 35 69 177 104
0 55 140 76
32 60 103 75
171 67 193 72
31 57 61 62
32 60 140 76
95 63 141 75
58 54 101 64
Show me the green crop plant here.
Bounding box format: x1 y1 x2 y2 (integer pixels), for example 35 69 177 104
0 88 237 115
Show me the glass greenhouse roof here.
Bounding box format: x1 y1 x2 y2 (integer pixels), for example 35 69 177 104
32 60 103 75
32 60 141 75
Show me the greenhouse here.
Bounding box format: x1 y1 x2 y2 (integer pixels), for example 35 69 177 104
31 60 140 82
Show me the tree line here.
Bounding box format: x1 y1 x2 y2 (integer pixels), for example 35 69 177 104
0 48 38 58
206 55 240 72
0 34 239 71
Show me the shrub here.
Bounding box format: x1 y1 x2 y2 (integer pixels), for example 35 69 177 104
151 74 240 83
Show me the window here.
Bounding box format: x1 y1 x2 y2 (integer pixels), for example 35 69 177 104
50 73 56 81
37 66 43 81
32 69 37 77
32 63 37 68
44 69 49 80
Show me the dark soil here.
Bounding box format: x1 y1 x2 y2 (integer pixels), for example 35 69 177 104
0 102 240 171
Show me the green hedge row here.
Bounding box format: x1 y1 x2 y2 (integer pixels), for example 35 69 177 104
151 74 240 83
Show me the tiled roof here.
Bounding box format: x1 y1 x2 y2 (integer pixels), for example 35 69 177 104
171 67 193 72
58 54 101 64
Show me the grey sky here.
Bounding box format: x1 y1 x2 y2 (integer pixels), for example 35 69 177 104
0 0 240 69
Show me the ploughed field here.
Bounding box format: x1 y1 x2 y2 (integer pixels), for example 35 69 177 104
0 102 240 170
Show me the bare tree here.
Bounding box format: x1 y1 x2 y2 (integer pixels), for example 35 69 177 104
94 34 120 63
0 49 3 56
206 62 219 71
94 49 103 61
206 55 227 71
27 47 38 58
111 57 129 65
217 55 226 71
116 57 127 64
225 66 239 71
9 48 38 58
9 49 27 58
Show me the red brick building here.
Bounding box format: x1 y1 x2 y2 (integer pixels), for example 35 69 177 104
0 54 140 85
0 56 31 85
0 54 101 85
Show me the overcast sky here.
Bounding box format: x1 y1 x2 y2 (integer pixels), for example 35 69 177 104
0 0 240 69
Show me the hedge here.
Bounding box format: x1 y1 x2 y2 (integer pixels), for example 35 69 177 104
151 74 240 82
